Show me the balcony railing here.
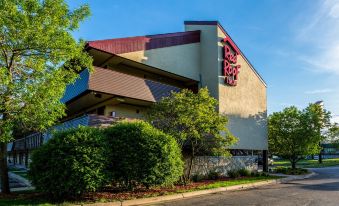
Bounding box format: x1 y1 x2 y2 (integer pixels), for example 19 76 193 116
10 114 136 152
12 133 43 152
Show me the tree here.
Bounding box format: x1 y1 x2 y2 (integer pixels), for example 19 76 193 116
268 104 331 169
146 88 237 181
0 0 92 193
322 123 339 153
303 103 331 164
326 123 339 143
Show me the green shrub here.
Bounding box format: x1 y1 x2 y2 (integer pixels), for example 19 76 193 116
238 168 251 177
250 171 258 177
104 121 183 189
192 174 205 182
28 127 108 199
227 169 240 178
275 166 288 174
207 170 221 180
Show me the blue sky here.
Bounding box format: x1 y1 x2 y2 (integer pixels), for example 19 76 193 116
67 0 339 122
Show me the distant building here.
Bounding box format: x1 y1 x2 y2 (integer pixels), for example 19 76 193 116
8 21 268 171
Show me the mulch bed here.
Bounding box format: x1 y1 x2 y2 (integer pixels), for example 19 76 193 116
0 176 254 203
85 177 242 202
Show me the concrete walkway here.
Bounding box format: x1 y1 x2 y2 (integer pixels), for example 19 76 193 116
8 172 34 191
0 171 34 192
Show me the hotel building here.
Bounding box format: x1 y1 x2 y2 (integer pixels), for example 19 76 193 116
8 21 268 171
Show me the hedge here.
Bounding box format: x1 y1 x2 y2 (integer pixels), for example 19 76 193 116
104 121 184 189
28 127 108 199
28 121 184 199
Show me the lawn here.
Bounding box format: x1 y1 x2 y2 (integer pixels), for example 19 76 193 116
194 176 280 190
273 158 339 168
0 176 280 206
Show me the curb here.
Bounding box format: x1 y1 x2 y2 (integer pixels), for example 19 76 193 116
90 173 316 206
11 186 35 192
275 172 316 183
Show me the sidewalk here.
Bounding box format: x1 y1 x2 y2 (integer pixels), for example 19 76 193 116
5 172 34 192
270 172 316 183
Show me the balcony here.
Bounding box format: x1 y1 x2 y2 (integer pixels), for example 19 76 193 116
10 114 134 153
11 133 43 152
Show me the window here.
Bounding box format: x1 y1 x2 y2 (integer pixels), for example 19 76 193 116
97 106 105 115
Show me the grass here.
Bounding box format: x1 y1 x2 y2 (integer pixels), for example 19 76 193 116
273 158 339 168
194 176 280 190
0 176 280 206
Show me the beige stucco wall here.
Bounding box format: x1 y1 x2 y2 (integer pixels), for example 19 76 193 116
105 104 145 119
185 24 220 99
118 43 201 81
217 27 268 150
185 24 267 150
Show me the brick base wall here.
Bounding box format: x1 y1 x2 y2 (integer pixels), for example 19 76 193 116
186 156 258 177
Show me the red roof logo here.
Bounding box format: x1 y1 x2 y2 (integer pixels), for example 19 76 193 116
222 37 241 86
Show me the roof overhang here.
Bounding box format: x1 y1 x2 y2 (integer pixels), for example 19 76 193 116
85 46 198 85
65 91 153 120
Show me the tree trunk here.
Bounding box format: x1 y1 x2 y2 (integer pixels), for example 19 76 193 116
1 88 11 193
291 161 296 170
319 142 323 164
319 152 323 164
187 155 194 180
0 142 10 193
185 143 195 184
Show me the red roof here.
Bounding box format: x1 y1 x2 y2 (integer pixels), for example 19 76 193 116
86 30 200 54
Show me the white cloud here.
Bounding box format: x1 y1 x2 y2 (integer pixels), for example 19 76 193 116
332 115 339 124
301 43 339 75
296 0 339 75
329 2 339 18
305 89 333 94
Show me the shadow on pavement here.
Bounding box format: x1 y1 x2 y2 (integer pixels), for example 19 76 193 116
299 181 339 191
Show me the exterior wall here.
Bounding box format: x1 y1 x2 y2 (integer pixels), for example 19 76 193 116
184 22 267 151
105 104 146 119
185 24 220 99
188 156 258 177
216 27 268 150
118 43 201 81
